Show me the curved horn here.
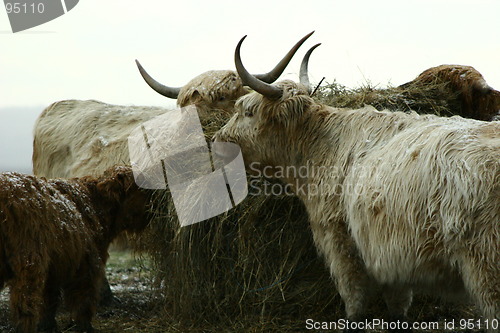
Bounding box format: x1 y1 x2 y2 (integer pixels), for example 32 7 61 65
254 31 314 83
236 36 283 100
300 43 321 93
135 60 181 99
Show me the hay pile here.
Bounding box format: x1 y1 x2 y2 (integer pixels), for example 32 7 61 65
135 78 471 329
136 111 339 327
314 79 461 117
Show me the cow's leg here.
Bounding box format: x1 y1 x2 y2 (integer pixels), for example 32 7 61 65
383 285 413 332
98 250 119 306
38 279 61 332
99 276 119 306
64 259 102 333
459 249 499 333
65 287 97 332
311 224 370 333
9 263 45 333
0 256 7 290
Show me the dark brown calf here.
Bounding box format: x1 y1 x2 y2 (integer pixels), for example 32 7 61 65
0 166 150 333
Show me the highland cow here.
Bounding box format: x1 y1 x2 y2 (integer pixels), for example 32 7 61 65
32 100 168 179
400 64 500 121
0 166 150 333
214 37 500 332
135 31 314 115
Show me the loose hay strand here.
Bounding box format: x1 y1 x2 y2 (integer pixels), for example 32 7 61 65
314 79 462 117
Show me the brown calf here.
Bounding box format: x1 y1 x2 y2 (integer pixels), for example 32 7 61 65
0 166 150 333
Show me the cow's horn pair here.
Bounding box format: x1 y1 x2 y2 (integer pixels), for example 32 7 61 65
136 31 315 99
236 36 320 99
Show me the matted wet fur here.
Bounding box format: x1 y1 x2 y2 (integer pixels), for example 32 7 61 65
0 166 151 333
400 64 500 121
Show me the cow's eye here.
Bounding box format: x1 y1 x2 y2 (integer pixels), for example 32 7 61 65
245 111 253 117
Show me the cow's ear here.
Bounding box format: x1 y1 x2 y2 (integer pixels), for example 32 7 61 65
190 90 201 102
96 167 133 202
97 176 122 202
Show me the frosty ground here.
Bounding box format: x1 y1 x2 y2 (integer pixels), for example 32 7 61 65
0 251 163 333
0 250 489 332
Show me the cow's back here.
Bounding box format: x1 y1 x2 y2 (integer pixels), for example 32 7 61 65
0 173 95 270
33 100 168 178
342 115 500 289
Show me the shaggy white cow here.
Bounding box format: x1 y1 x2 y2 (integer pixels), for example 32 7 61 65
214 37 500 332
32 100 168 179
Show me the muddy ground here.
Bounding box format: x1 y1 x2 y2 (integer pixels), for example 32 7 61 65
0 251 492 332
0 251 163 332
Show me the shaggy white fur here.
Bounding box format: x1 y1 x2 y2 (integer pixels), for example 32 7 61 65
216 80 499 331
33 69 247 179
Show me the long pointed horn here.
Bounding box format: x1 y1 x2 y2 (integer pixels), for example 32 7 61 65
236 36 283 100
300 43 321 93
254 31 314 83
135 60 181 99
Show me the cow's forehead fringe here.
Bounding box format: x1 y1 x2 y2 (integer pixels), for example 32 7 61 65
177 70 245 105
236 80 311 115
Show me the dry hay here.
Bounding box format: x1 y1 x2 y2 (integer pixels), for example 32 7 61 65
314 79 462 117
134 110 340 326
134 78 481 329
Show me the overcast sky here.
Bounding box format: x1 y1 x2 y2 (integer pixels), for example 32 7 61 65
1 0 499 172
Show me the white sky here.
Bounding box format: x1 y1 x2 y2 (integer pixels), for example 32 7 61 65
1 0 499 171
